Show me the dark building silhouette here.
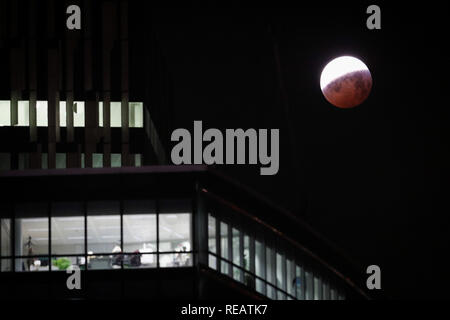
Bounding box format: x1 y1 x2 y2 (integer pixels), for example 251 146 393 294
0 0 371 300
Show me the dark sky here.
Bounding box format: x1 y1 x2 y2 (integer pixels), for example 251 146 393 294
143 3 444 299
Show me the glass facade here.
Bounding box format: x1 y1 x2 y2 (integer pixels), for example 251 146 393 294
0 199 192 272
0 100 143 128
207 210 345 300
0 179 349 300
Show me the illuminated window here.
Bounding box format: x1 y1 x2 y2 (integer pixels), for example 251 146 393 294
0 101 11 126
56 153 66 169
17 101 29 126
93 153 103 168
314 276 322 300
305 270 314 300
232 227 241 282
99 102 144 128
87 201 121 270
134 154 142 167
111 154 121 168
159 200 192 268
266 246 275 299
220 222 229 274
51 202 85 271
1 219 12 272
208 214 216 269
123 200 157 269
14 203 49 272
59 101 85 127
129 102 143 128
99 102 122 127
276 252 286 299
255 240 265 295
36 101 48 127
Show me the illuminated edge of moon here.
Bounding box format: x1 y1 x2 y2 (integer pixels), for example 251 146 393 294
320 56 370 90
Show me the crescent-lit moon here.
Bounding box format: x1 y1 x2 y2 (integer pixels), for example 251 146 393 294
320 56 372 109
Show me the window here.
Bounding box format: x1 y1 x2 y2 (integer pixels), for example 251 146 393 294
0 153 11 170
51 202 85 271
36 101 48 126
266 246 275 299
134 154 142 167
220 221 229 275
314 276 322 300
243 234 255 290
42 153 48 169
305 270 314 300
56 153 66 169
287 259 295 297
123 200 156 269
276 252 286 299
93 153 103 168
14 203 49 272
17 101 29 126
59 101 85 127
232 227 241 282
129 102 143 128
295 265 303 299
255 240 265 295
99 102 122 127
322 281 330 300
111 154 121 168
87 201 121 270
1 219 12 271
18 153 30 170
110 102 122 127
330 287 337 300
208 214 216 270
159 200 192 268
0 100 11 126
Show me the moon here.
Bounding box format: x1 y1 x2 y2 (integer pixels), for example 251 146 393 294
320 56 372 108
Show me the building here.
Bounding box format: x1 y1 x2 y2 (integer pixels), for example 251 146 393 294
0 165 369 300
0 0 370 300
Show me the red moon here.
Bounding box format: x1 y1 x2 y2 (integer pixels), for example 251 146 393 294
320 56 372 109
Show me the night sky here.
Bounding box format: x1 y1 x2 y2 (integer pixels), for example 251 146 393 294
142 3 447 299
